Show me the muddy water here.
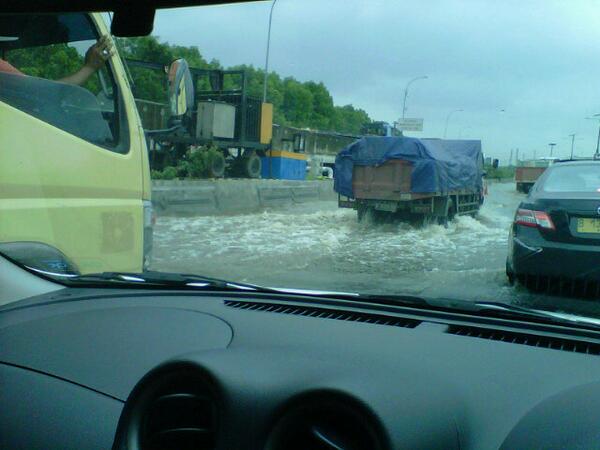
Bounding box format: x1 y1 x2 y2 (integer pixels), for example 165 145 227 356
152 181 600 317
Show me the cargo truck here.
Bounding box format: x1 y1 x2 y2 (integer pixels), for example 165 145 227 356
335 137 485 226
515 159 556 193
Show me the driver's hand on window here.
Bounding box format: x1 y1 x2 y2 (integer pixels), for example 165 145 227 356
84 35 114 71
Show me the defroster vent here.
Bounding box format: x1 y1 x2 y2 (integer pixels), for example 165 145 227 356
224 300 421 328
447 325 600 355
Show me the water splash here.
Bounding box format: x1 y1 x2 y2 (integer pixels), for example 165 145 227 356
152 183 519 301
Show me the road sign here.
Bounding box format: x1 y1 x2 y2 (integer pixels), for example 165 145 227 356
396 118 423 132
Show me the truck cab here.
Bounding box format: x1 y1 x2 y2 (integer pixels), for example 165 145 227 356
0 13 152 275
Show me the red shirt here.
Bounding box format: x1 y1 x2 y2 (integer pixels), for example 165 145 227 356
0 59 23 75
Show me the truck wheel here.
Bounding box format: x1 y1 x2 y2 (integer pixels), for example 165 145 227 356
409 214 427 227
437 200 455 228
208 152 226 178
243 152 262 178
357 206 368 222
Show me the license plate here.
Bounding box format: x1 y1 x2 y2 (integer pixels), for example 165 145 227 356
374 202 397 212
576 218 600 233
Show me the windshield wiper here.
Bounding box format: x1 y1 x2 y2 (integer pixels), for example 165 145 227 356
47 271 600 330
472 301 600 330
60 270 267 292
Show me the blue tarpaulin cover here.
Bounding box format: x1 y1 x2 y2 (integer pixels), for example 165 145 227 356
334 137 483 197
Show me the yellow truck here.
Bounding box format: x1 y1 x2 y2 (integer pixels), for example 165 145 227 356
0 12 153 275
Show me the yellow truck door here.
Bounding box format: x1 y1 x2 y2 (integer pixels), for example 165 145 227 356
0 12 148 274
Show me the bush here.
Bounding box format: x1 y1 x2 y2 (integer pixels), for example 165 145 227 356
161 166 178 180
187 146 223 178
188 150 206 178
150 146 225 180
176 160 192 178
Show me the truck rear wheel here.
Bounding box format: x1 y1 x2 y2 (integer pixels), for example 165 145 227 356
357 205 368 222
243 152 262 178
208 152 226 178
409 214 429 227
437 200 455 228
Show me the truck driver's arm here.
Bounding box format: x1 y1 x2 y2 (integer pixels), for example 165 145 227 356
58 35 113 86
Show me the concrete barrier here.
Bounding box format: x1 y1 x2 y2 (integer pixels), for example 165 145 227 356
152 179 336 216
291 185 320 203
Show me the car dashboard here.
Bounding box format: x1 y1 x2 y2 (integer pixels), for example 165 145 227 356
2 289 600 449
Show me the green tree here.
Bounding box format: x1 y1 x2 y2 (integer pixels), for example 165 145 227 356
116 35 372 133
332 104 371 134
304 81 335 130
282 78 313 124
9 34 372 134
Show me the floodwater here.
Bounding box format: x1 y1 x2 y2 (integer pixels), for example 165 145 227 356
152 181 600 318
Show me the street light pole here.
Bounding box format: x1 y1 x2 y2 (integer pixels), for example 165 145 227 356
262 0 278 103
569 133 575 159
402 75 428 119
443 109 463 138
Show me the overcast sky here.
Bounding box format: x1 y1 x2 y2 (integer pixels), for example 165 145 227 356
152 0 600 163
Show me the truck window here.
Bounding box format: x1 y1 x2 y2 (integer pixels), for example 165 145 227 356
0 13 127 153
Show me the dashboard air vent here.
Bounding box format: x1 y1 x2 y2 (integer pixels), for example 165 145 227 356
127 371 217 450
224 300 420 328
265 396 386 450
447 325 600 355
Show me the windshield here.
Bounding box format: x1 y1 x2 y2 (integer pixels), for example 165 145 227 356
3 3 600 322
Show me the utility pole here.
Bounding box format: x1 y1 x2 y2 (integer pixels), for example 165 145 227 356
548 143 556 157
515 148 519 164
262 0 278 103
508 149 513 166
569 134 575 159
402 76 428 119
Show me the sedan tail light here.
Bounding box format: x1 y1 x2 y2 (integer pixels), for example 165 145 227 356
515 209 555 230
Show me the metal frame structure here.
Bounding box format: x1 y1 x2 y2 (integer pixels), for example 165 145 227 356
126 58 270 152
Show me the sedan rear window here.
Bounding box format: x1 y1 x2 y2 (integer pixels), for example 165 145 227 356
542 165 600 193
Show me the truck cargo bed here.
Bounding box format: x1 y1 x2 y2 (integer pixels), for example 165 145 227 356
515 166 546 183
352 160 478 201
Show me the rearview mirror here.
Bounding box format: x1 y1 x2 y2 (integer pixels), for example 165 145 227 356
168 58 194 120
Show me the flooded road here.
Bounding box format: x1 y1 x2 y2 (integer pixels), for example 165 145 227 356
152 181 600 316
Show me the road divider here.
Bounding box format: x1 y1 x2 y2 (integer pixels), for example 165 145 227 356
152 179 336 216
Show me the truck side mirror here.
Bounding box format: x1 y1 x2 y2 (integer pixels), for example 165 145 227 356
168 58 194 119
492 158 499 169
